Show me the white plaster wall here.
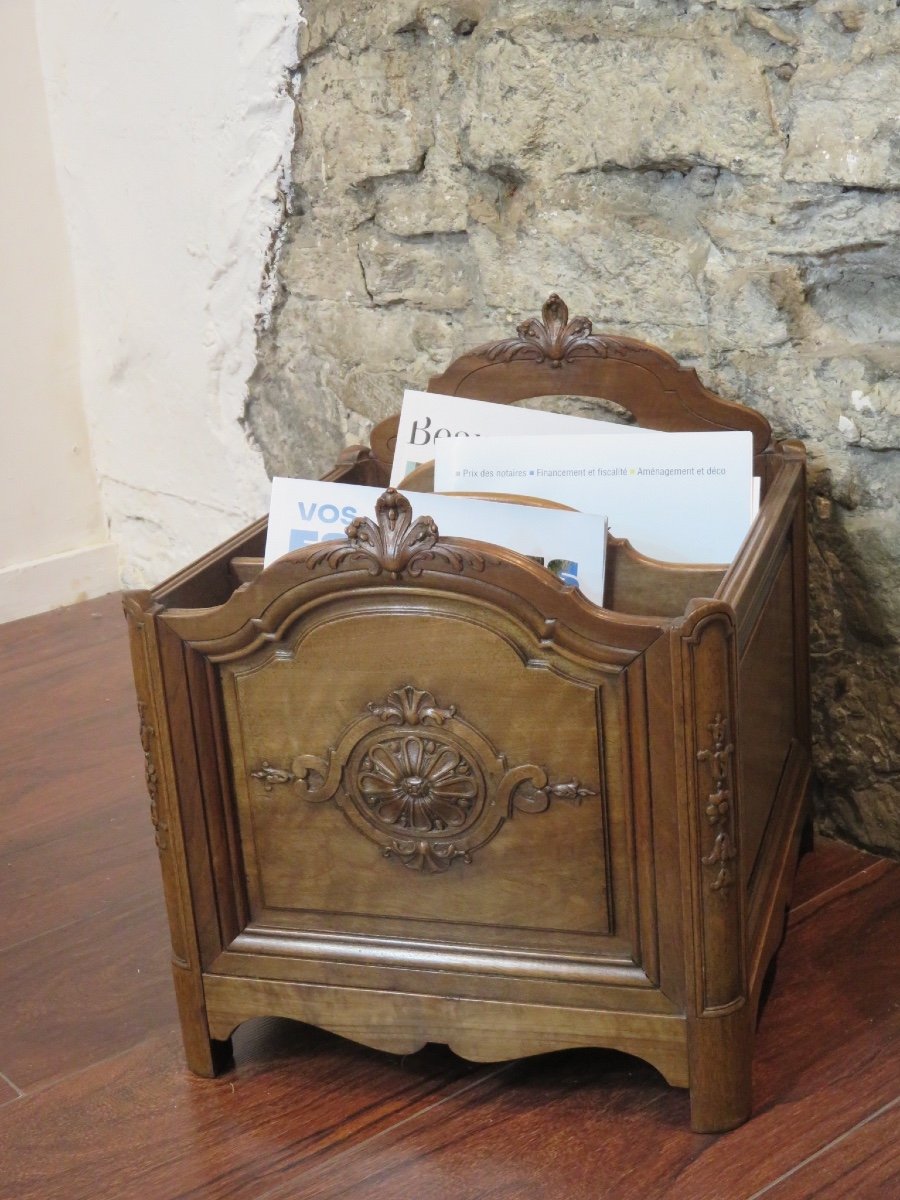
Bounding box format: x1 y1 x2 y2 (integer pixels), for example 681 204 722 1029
35 0 301 586
0 0 119 623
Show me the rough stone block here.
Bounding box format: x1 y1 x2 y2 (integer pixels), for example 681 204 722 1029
704 256 792 351
459 24 783 177
804 248 900 352
843 381 900 452
470 177 709 338
703 177 900 260
279 223 370 302
374 168 470 236
298 49 434 191
358 228 475 308
784 55 900 188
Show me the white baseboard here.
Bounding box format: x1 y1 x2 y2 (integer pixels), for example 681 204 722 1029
0 542 121 624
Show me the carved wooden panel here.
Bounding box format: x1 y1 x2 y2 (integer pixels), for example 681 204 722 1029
249 683 595 874
483 293 633 368
220 606 621 949
696 713 737 893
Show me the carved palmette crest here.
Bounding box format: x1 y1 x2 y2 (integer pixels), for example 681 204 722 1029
486 294 630 368
697 713 736 891
249 684 598 873
304 489 484 580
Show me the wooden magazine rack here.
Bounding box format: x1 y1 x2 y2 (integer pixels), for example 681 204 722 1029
125 296 811 1132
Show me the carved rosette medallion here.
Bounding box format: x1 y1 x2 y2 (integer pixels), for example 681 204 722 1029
249 684 597 873
352 733 484 837
697 713 736 892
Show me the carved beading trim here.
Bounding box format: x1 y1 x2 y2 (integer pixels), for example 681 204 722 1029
697 713 736 892
304 489 484 580
486 294 630 368
137 701 167 852
249 683 597 873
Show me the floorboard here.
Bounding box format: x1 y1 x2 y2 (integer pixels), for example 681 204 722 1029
1 595 897 1199
0 1071 22 1107
0 1025 490 1200
0 798 158 950
0 593 142 848
0 889 173 1092
749 1098 900 1199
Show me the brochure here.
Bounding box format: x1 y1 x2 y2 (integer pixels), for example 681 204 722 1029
432 430 755 565
390 389 643 487
265 478 609 606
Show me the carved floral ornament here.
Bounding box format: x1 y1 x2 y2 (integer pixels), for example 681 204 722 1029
250 685 598 873
697 712 737 892
304 488 484 581
137 701 167 852
486 294 630 368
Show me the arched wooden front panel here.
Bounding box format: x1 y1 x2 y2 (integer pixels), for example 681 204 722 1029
220 598 622 954
160 491 669 995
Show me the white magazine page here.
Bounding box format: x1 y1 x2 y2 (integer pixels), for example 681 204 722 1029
265 478 608 606
390 389 643 486
433 430 754 565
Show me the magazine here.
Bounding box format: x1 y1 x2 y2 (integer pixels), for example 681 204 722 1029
432 430 755 565
265 478 609 605
390 389 643 487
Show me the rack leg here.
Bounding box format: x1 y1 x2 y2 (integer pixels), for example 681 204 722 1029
687 1005 753 1133
181 1028 234 1077
171 962 234 1076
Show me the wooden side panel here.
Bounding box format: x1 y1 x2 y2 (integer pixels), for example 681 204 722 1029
122 595 187 965
643 633 688 1007
718 446 811 997
122 593 231 1076
737 549 797 883
604 539 725 617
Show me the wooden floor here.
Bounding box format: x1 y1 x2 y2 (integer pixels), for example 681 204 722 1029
1 593 898 1200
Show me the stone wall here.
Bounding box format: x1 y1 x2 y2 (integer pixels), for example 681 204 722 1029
248 0 900 854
